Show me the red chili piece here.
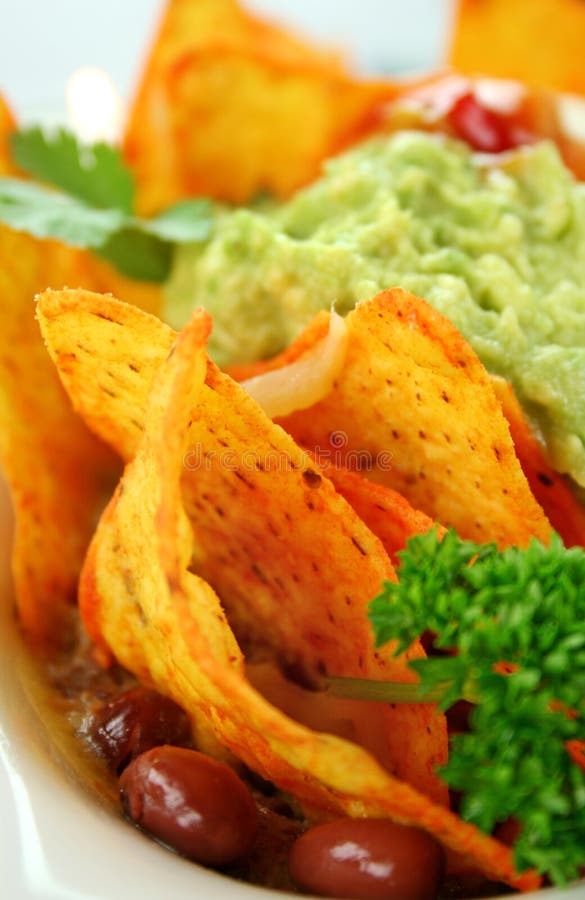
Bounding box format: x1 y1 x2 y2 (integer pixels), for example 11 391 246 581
448 92 522 154
88 687 191 772
119 746 259 866
289 817 444 900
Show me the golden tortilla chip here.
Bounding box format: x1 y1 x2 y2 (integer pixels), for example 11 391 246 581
0 93 17 175
0 230 118 649
490 376 585 548
78 306 539 892
450 0 585 96
123 0 400 213
273 290 551 548
38 288 447 803
0 97 160 646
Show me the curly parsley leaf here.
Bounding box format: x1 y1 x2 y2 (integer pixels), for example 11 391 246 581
0 129 214 282
11 126 134 213
367 528 585 885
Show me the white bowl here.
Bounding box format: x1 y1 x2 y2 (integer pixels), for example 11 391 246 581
1 471 584 900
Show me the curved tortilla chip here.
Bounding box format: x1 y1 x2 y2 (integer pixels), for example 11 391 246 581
123 0 401 212
79 308 539 893
275 289 552 549
325 464 442 566
0 93 17 176
227 309 331 383
490 376 585 548
450 0 585 96
0 230 119 649
37 288 447 803
0 94 160 646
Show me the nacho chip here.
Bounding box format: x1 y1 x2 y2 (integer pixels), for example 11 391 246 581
0 95 160 646
38 288 447 802
0 230 118 649
79 307 539 892
273 290 551 548
0 93 17 176
450 0 585 96
325 464 441 566
490 376 585 547
227 309 331 383
123 0 401 213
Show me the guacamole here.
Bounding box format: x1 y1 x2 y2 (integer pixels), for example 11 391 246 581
164 132 585 487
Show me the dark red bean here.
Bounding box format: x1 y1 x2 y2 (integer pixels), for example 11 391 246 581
119 746 258 866
289 817 444 900
88 687 191 773
446 700 474 734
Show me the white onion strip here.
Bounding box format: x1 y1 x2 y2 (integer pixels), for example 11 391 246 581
241 311 348 419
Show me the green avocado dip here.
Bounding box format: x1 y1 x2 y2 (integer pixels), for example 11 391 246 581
163 131 585 488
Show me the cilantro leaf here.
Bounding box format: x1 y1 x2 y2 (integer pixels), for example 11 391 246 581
98 226 173 283
11 127 134 213
143 199 214 243
0 178 125 248
0 176 214 282
368 528 585 885
0 128 216 282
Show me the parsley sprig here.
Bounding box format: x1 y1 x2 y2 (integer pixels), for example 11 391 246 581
0 127 213 282
367 528 585 884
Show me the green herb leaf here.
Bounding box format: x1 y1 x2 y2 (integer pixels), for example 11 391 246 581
11 127 134 213
1 127 216 282
0 178 125 248
368 528 585 885
143 199 215 243
99 226 173 283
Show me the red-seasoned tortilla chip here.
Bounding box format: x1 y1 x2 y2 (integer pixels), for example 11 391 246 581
79 306 539 893
227 309 331 383
490 376 585 548
37 288 448 803
325 464 442 566
0 231 118 649
0 97 161 646
274 290 552 549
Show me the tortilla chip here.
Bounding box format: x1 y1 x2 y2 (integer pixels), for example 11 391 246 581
0 93 17 175
450 0 585 96
123 0 400 213
0 96 160 646
38 288 448 802
325 464 442 567
0 230 119 649
227 310 331 383
490 376 585 548
78 307 539 892
82 254 163 319
231 295 569 550
273 290 551 549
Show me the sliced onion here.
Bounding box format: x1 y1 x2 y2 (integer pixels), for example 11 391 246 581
241 311 348 419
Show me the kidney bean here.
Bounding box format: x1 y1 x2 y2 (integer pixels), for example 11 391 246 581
119 746 258 866
289 817 444 900
88 687 191 773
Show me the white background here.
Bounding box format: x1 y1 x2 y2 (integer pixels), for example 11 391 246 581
0 0 454 120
